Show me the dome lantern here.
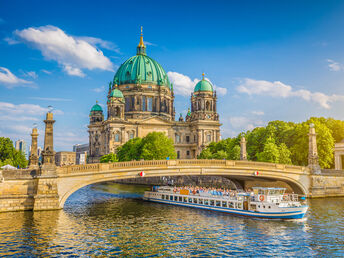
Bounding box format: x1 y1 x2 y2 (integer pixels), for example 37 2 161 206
137 26 146 55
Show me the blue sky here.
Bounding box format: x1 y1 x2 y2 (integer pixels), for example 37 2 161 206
1 0 344 151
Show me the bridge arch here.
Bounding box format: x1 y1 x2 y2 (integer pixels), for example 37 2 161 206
57 160 310 209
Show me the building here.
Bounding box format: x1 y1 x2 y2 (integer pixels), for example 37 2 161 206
73 143 89 165
15 139 27 158
334 141 344 170
88 30 221 163
55 151 76 166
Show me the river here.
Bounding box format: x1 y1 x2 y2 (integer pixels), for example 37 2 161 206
0 183 343 257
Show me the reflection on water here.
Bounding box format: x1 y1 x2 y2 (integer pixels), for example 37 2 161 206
0 183 343 257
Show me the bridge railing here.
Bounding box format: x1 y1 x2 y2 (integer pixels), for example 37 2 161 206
57 159 308 175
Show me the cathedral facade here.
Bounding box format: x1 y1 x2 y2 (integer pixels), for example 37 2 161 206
88 31 221 163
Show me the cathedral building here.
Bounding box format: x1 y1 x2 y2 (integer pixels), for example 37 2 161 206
88 30 221 163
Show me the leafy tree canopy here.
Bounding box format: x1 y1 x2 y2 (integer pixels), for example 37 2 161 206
116 132 176 161
100 153 118 163
0 137 28 168
199 117 342 168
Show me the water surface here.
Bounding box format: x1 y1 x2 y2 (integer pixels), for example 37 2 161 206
0 183 343 257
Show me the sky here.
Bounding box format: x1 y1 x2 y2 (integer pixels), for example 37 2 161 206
1 0 344 152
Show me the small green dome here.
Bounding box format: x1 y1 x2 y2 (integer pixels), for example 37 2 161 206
113 54 171 89
90 103 103 112
110 88 124 99
194 78 213 92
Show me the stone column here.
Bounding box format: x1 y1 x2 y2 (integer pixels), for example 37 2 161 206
240 137 247 160
33 111 60 211
29 128 39 168
41 112 56 174
308 123 321 174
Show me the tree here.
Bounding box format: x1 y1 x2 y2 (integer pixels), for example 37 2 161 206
140 132 176 160
278 143 292 164
0 137 28 168
212 150 227 159
117 138 143 161
257 137 280 163
228 145 241 160
100 153 118 163
199 148 213 159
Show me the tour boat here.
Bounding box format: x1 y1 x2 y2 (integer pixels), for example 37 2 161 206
143 186 308 219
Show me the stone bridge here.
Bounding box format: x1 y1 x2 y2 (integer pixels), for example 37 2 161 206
1 159 344 212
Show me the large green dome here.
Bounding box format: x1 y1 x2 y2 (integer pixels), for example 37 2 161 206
194 77 213 92
113 55 171 89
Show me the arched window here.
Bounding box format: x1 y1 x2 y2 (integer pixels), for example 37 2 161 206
206 133 212 143
115 132 120 142
142 96 146 111
147 97 153 111
175 134 180 143
128 131 135 140
177 151 180 159
206 101 210 111
125 98 130 111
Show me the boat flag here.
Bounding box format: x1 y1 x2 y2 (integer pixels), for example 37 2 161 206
139 171 145 177
254 171 259 176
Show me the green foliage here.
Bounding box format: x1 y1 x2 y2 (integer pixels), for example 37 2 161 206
117 138 143 161
0 137 28 168
100 153 118 163
140 132 176 160
198 117 343 168
116 132 176 161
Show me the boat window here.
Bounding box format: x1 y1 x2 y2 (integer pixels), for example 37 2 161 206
188 198 192 203
199 199 203 205
210 200 214 206
263 206 266 209
268 206 271 209
162 194 165 199
170 196 173 201
237 203 243 209
193 198 198 204
216 201 221 207
229 202 234 208
204 199 209 205
222 201 227 208
258 205 260 208
183 197 187 202
174 196 178 201
179 197 182 202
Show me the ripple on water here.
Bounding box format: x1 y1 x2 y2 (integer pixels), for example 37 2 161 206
0 184 343 257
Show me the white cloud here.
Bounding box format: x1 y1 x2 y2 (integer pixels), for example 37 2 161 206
77 36 120 53
4 37 19 45
41 69 52 75
0 102 63 116
92 86 105 93
252 110 264 116
327 59 342 72
13 25 113 77
22 71 38 79
144 41 157 46
29 97 72 102
0 67 33 87
228 116 265 131
167 71 227 96
237 78 344 109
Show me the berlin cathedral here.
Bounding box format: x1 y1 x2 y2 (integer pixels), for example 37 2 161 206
88 30 221 163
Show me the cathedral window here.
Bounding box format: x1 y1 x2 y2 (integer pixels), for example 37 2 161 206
147 97 153 111
115 133 120 142
206 101 210 111
131 96 135 109
206 134 212 143
186 136 190 143
187 151 190 156
142 96 146 111
125 98 130 111
177 151 180 159
128 131 135 140
175 134 180 143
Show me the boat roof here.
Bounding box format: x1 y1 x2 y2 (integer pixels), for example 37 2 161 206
252 187 286 190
